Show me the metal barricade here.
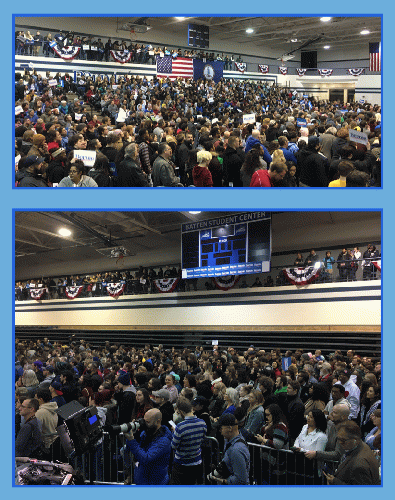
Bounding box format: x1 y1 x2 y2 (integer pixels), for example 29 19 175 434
247 442 339 485
201 436 221 484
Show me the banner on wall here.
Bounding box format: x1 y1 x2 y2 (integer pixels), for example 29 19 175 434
347 68 365 76
49 41 81 61
282 266 321 286
106 282 126 297
65 286 84 299
154 278 179 293
30 288 47 300
211 276 240 291
258 64 269 74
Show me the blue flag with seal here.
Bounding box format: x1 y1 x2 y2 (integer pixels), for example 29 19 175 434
193 59 224 83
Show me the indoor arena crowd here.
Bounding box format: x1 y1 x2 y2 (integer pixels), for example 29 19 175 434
15 337 381 485
15 68 381 187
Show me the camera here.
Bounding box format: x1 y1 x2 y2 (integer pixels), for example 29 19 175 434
109 418 145 435
206 460 231 482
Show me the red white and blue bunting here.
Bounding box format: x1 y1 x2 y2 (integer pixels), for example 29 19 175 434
65 285 84 300
30 288 47 300
258 64 269 74
154 278 179 293
235 62 247 73
279 67 288 75
106 282 126 298
318 69 333 76
372 260 381 272
347 68 365 76
282 266 321 286
49 41 81 61
110 50 132 64
296 68 307 76
211 275 240 291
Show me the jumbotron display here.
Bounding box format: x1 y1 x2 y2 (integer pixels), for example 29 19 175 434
181 212 271 279
188 23 209 48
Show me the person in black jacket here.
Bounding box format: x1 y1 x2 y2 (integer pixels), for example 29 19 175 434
118 143 150 187
152 389 174 430
337 248 350 282
304 249 319 267
113 372 136 424
296 136 329 187
46 147 67 185
285 380 305 446
222 135 244 187
17 155 47 187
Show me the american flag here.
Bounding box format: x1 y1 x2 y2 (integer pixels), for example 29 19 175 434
369 42 381 72
156 56 194 80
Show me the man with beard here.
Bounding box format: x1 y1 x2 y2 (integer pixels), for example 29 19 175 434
124 408 172 485
17 155 47 187
175 131 193 185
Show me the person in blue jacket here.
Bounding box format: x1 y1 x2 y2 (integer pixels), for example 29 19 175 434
125 408 172 485
244 129 272 166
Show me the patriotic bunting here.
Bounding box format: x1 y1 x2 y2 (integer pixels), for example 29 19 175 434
282 266 321 286
347 68 365 76
258 64 269 74
49 41 80 61
318 69 333 76
65 285 84 299
296 68 307 76
372 260 381 272
211 275 240 291
110 50 132 64
279 67 288 75
30 288 47 300
106 282 126 298
235 62 247 73
154 278 179 293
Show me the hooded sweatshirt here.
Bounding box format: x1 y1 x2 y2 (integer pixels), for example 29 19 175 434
35 401 58 447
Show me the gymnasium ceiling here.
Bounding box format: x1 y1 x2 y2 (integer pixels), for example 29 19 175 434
132 16 382 52
15 211 381 279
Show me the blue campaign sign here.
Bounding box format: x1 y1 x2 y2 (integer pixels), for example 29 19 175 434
297 118 307 127
282 357 292 371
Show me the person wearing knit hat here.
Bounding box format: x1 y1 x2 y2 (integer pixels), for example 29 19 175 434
17 155 47 187
114 371 137 424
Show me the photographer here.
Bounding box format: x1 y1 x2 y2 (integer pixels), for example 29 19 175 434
209 413 250 485
124 408 172 485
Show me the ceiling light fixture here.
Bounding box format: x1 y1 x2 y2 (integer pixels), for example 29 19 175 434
290 38 298 42
320 17 332 22
188 211 202 215
360 29 370 35
246 28 254 34
58 228 72 237
323 45 330 49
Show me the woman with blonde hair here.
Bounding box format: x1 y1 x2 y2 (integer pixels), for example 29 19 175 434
272 148 286 165
244 389 265 437
193 150 213 187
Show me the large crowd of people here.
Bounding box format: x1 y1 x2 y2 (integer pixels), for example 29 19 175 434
15 66 381 187
14 244 381 301
15 338 381 484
